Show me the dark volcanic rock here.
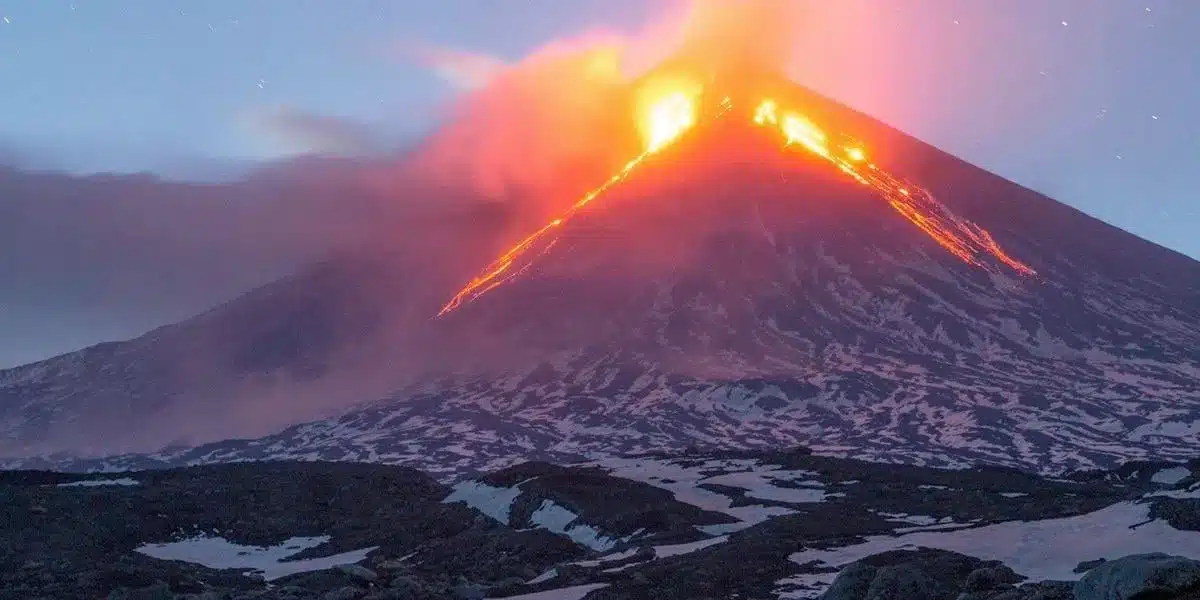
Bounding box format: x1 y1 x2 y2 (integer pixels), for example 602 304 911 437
0 461 583 600
2 455 1198 600
1150 499 1200 533
820 548 1002 600
1075 553 1200 600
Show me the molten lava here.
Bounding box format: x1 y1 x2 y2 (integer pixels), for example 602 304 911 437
436 83 704 316
436 85 1036 317
751 99 1037 276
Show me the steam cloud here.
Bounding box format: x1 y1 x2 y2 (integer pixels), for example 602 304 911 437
402 0 807 215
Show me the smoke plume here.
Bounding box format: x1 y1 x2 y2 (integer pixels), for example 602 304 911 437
402 0 808 216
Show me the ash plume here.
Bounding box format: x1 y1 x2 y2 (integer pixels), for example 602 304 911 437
401 0 808 215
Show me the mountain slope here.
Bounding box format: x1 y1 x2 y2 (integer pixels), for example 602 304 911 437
3 79 1198 473
0 201 526 457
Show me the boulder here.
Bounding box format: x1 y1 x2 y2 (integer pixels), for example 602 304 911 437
451 582 485 600
106 583 174 600
1075 560 1109 575
1074 554 1200 600
322 587 366 600
335 564 379 584
821 548 1004 600
964 566 1025 592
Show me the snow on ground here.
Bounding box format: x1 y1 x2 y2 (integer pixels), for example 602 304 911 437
877 512 939 526
600 535 733 574
652 535 729 558
442 481 522 524
445 481 639 551
701 471 829 503
1151 466 1192 485
56 478 140 487
594 457 835 533
135 535 377 581
529 500 620 552
786 500 1200 589
485 583 609 600
1148 481 1200 499
571 549 638 568
526 568 559 585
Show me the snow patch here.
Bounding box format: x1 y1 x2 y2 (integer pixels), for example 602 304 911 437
878 512 939 526
57 478 140 487
486 583 609 600
443 481 522 524
653 535 729 558
595 457 831 534
529 499 619 552
135 535 376 581
702 471 829 504
1148 482 1200 499
570 549 638 568
526 568 559 585
1151 466 1191 485
787 501 1200 584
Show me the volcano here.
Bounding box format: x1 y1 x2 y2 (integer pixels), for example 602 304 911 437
3 71 1198 475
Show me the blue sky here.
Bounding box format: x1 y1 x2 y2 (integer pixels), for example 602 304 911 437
1 1 1194 257
0 0 1197 366
0 1 658 168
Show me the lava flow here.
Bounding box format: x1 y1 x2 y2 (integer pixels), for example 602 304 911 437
436 84 704 316
752 99 1037 276
437 86 1036 318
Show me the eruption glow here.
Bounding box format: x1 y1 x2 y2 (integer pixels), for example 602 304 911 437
432 2 1035 317
436 84 704 316
751 98 1037 276
437 92 1035 317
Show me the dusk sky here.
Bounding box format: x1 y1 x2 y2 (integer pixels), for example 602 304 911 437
1 0 1198 366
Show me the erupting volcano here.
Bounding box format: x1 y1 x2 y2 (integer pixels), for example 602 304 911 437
437 68 1036 317
3 2 1198 478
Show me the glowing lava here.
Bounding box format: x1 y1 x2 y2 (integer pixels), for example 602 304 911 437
751 99 1037 277
636 78 703 153
437 89 1036 318
436 84 703 316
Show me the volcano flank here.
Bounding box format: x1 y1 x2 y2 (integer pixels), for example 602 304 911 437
2 74 1199 476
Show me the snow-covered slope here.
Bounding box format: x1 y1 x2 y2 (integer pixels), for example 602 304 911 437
2 82 1197 475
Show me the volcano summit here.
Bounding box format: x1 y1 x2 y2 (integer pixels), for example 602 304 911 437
2 68 1198 476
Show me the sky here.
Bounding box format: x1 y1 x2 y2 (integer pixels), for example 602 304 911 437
0 0 1198 367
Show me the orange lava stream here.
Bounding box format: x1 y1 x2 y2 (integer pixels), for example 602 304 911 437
753 99 1036 277
437 94 1035 318
436 151 654 316
436 84 707 317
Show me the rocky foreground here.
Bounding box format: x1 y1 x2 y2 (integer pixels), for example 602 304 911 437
3 450 1199 600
